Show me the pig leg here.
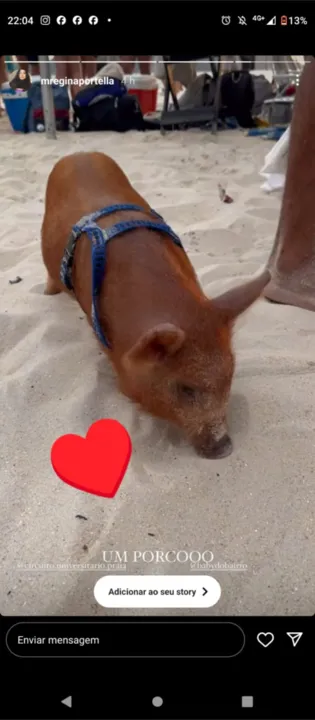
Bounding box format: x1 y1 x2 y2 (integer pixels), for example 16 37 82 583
264 58 315 311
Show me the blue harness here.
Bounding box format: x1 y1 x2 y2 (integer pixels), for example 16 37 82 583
60 203 184 349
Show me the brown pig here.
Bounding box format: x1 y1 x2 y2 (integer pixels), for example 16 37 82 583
41 152 269 459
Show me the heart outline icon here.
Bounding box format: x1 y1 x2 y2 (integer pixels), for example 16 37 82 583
257 632 274 648
51 418 132 498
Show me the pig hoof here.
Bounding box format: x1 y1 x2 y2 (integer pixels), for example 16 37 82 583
195 434 233 460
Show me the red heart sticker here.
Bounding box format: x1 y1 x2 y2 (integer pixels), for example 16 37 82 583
51 419 132 498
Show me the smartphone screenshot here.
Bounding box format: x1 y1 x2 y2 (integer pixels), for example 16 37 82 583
0 2 314 718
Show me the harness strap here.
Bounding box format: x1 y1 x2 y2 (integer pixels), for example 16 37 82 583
60 203 184 349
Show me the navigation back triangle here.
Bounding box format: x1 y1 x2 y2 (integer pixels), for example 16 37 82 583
61 696 72 708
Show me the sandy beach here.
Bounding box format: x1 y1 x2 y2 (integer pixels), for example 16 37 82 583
0 115 314 617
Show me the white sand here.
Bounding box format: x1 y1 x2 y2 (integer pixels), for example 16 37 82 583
1 117 314 617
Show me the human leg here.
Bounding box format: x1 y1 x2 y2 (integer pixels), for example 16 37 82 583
80 56 97 79
264 58 315 311
55 55 82 100
119 56 136 73
137 56 151 74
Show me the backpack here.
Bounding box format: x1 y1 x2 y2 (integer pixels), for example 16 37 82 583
219 71 255 128
74 77 127 105
72 80 146 132
23 80 70 132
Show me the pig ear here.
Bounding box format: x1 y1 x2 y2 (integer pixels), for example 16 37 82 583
212 270 270 320
123 323 186 367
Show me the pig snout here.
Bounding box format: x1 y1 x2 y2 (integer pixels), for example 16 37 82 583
192 427 233 459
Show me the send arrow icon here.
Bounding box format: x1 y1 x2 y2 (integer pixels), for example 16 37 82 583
287 632 303 647
61 696 72 708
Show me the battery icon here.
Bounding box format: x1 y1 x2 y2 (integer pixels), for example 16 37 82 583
281 15 288 25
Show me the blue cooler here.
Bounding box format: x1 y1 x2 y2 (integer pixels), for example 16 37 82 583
0 83 29 132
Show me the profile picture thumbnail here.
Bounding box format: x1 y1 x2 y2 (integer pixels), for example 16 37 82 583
9 68 31 92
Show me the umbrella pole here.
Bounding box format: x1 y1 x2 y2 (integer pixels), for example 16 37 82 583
38 55 57 139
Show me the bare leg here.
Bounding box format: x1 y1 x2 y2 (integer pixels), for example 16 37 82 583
119 56 136 74
165 65 183 96
137 56 151 75
55 55 82 100
30 62 40 75
0 57 7 114
55 56 68 85
16 55 29 73
16 56 39 76
0 56 7 85
264 58 315 311
80 56 97 79
44 274 62 295
68 57 84 99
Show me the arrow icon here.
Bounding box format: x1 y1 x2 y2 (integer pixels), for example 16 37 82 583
61 696 72 708
287 632 303 647
202 587 208 596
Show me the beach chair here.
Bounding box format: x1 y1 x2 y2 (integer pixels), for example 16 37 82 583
159 55 222 134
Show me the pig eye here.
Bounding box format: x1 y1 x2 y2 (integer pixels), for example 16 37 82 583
176 383 197 401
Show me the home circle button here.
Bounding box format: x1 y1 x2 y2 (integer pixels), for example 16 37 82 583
152 697 163 707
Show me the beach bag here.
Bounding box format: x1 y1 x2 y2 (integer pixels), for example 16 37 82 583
219 70 255 127
72 81 146 132
23 81 70 132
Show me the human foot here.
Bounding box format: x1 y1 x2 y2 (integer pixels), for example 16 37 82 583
264 264 315 312
44 274 62 295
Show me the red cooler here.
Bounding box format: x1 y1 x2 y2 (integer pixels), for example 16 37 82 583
126 74 158 115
